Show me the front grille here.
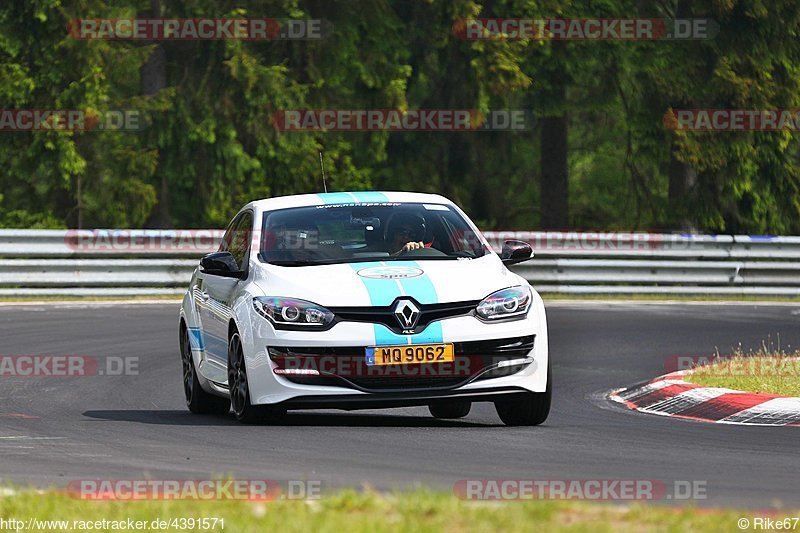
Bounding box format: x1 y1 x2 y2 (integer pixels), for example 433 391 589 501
269 335 534 392
457 335 535 358
328 298 479 335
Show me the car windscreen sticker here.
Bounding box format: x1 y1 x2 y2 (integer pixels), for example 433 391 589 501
350 191 389 203
316 192 357 204
316 191 390 205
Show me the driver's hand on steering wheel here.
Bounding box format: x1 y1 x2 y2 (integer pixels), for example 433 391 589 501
394 241 424 255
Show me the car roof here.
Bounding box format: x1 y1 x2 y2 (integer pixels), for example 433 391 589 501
246 191 454 212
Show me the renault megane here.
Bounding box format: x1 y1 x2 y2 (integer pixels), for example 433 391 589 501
178 191 550 425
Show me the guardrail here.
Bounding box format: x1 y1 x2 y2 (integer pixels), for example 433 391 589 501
1 229 799 296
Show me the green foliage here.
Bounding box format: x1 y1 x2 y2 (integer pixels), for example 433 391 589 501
1 0 799 232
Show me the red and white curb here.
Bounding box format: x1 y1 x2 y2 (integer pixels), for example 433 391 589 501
609 370 800 426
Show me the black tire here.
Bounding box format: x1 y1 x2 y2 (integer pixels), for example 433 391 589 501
228 329 285 424
180 324 230 415
494 362 551 426
428 400 471 419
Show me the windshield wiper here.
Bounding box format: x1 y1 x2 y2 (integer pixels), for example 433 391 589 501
261 255 468 266
380 256 461 261
265 259 318 266
261 256 389 266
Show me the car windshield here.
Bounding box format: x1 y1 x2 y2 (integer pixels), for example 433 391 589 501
259 202 488 266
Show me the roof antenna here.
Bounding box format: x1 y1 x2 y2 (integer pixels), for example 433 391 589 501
319 151 328 193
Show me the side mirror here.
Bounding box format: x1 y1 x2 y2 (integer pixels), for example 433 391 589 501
200 252 244 278
499 240 533 265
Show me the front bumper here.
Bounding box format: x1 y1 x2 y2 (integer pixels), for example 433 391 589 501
238 297 549 407
267 335 535 392
278 387 534 411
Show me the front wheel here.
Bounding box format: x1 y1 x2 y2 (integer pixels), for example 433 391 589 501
494 362 551 426
228 329 285 424
180 325 230 415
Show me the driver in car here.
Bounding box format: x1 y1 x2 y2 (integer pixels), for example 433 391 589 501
386 213 428 255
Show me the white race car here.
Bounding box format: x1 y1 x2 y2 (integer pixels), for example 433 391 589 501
179 191 550 425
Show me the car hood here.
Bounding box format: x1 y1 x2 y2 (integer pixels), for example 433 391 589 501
251 255 523 307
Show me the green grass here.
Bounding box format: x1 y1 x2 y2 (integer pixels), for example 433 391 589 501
0 488 788 532
687 345 800 396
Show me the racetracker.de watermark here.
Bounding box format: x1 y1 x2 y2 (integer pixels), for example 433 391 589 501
0 355 138 377
67 479 323 500
269 354 535 378
665 355 800 376
0 109 142 132
664 109 800 131
482 231 702 253
68 18 331 40
63 229 712 255
454 479 707 501
64 229 225 253
272 109 534 131
453 18 717 40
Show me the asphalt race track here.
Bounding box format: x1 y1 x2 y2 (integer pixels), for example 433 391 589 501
1 301 799 508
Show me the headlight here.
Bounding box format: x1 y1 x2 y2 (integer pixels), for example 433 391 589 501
253 297 335 328
475 286 532 321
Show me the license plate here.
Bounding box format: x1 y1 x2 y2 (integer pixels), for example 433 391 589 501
365 344 454 366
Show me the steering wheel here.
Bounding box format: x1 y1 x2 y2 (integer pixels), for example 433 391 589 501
397 246 447 257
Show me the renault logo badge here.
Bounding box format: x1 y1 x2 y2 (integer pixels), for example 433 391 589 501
393 299 420 330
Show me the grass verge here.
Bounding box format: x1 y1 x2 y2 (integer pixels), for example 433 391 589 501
687 346 800 396
0 488 786 532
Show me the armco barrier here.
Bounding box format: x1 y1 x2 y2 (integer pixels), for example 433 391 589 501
0 229 799 296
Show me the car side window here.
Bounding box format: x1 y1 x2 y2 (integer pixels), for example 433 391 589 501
218 216 239 253
228 212 253 270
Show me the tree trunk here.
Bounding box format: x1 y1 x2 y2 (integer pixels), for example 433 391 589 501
445 133 468 206
667 143 696 231
141 0 171 228
539 85 569 229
